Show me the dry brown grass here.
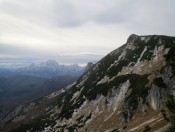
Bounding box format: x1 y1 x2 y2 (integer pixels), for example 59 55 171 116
83 108 170 132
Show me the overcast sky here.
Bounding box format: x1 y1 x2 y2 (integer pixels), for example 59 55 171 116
0 0 175 66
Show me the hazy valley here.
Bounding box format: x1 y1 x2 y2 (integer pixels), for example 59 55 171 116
0 60 85 130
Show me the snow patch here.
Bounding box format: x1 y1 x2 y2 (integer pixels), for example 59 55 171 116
97 76 117 85
97 76 110 85
71 91 80 101
108 49 128 71
65 82 76 90
136 46 147 65
141 36 146 41
107 80 130 111
145 36 151 43
158 38 162 44
153 45 167 61
107 60 118 71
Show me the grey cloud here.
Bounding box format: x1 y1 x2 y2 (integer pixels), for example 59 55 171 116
92 1 139 24
0 0 175 67
0 0 139 27
0 0 174 35
0 0 174 29
50 0 139 26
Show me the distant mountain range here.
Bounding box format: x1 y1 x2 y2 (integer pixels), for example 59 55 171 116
0 60 85 78
0 60 87 127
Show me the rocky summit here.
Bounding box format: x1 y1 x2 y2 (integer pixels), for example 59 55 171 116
5 34 175 132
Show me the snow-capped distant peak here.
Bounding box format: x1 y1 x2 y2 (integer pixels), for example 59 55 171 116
16 60 84 78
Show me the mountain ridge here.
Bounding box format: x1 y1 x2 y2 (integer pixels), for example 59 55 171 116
3 34 175 132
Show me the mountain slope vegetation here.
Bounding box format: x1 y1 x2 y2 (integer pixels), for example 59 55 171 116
2 34 175 132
